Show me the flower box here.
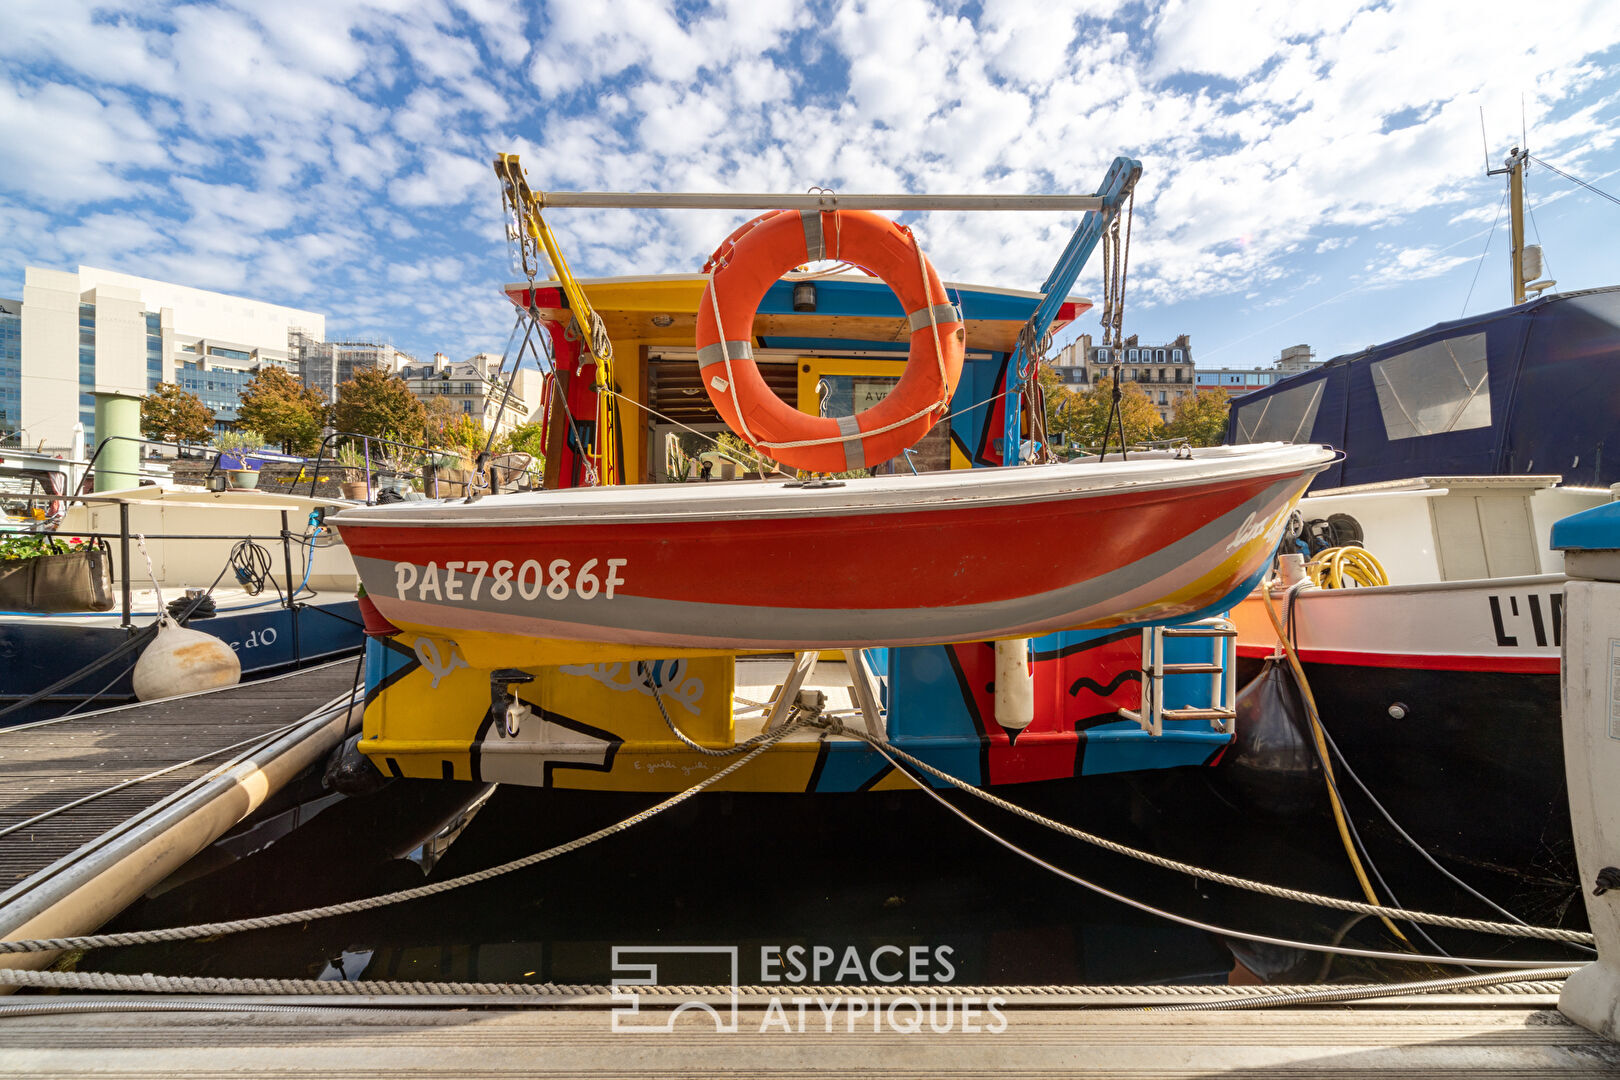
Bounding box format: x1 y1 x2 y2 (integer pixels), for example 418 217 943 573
0 537 115 613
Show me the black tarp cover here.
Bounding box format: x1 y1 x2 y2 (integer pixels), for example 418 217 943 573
1225 286 1620 490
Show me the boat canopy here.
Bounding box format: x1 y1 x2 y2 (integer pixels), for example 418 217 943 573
1224 286 1620 490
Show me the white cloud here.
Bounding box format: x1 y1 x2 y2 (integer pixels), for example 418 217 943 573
0 82 167 205
390 150 491 207
2 0 1619 366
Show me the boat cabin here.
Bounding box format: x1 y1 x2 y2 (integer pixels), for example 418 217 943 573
505 273 1086 485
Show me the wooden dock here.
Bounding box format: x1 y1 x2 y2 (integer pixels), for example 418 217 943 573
0 660 362 969
0 991 1614 1077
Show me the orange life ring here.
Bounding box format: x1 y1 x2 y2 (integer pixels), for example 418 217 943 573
695 209 966 473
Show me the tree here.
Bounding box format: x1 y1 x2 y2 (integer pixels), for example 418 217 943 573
422 395 460 448
1162 389 1231 447
141 382 216 444
503 421 546 463
435 413 489 459
236 366 327 455
332 366 427 445
1041 369 1161 453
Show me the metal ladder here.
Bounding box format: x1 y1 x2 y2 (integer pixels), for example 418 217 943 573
1117 617 1238 737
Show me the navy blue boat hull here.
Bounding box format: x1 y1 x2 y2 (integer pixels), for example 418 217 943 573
0 600 364 725
1232 656 1570 883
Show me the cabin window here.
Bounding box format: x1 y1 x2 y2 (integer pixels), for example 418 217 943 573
1232 379 1325 444
1369 332 1491 441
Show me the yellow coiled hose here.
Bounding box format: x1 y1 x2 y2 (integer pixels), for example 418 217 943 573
1307 545 1389 589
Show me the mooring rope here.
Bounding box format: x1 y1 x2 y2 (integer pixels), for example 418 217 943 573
0 966 1572 1002
822 722 1595 947
0 720 808 957
0 711 1590 1000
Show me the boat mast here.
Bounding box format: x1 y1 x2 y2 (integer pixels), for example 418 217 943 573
1487 147 1530 304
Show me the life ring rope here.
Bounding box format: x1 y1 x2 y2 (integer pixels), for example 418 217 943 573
696 209 965 472
703 266 758 446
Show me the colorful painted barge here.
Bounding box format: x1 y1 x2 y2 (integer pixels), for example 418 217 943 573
334 156 1334 794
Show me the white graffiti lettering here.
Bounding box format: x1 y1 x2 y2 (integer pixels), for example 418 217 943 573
413 637 468 689
558 659 706 716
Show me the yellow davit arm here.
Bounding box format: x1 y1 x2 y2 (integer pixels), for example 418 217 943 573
494 153 621 485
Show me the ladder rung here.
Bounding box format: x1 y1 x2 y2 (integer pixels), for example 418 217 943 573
1159 663 1224 675
1160 707 1237 721
1160 626 1237 638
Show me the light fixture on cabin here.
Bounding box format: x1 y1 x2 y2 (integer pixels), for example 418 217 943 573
792 282 817 312
651 313 675 327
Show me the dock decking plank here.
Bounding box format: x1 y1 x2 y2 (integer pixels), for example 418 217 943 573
0 660 361 887
0 1001 1614 1077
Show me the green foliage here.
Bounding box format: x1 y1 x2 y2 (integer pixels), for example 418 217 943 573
140 382 215 445
1161 389 1232 447
237 366 327 455
0 534 86 561
436 413 489 458
715 432 772 477
422 394 461 448
213 428 264 456
332 367 427 444
502 421 547 464
1041 368 1162 454
334 442 369 470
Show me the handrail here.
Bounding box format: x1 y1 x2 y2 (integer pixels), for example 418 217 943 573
303 431 540 502
71 435 190 496
5 497 325 631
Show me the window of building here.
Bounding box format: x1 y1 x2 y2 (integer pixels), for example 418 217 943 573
1173 349 1183 361
1156 350 1165 362
1369 332 1491 441
209 346 252 362
1126 349 1136 361
1096 348 1109 362
1158 390 1168 404
1232 379 1325 444
180 343 196 352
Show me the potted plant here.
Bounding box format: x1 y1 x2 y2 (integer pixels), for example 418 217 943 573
0 534 114 612
213 429 265 490
335 442 371 500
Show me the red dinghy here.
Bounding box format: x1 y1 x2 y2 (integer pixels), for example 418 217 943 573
332 443 1333 666
332 157 1333 668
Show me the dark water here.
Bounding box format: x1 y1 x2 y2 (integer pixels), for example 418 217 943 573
74 764 1589 990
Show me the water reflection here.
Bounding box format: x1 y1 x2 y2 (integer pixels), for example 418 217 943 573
79 767 1590 989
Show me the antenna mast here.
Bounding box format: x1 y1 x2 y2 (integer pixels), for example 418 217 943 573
1486 146 1530 305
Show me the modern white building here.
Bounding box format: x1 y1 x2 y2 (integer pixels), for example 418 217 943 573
9 265 325 449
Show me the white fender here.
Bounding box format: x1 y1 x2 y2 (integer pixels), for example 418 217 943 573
132 616 242 702
994 638 1034 732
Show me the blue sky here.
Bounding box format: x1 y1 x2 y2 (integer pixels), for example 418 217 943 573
3 0 1618 370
